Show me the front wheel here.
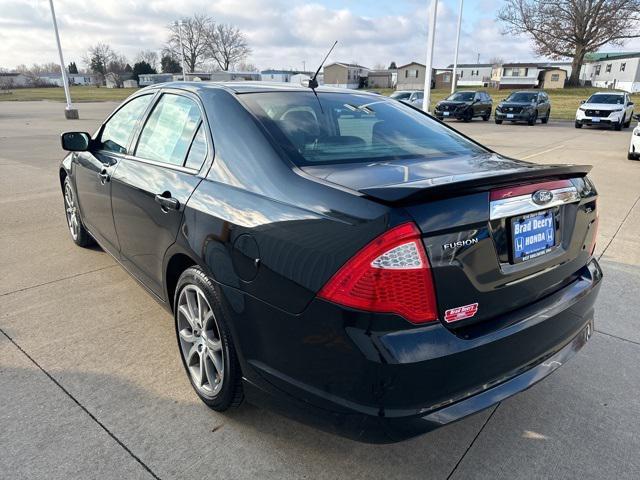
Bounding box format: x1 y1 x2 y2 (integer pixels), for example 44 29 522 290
482 110 491 121
462 109 473 122
528 111 538 126
575 121 583 129
614 120 623 131
541 110 550 124
174 266 244 411
629 151 639 161
63 176 94 247
495 119 503 125
624 115 631 128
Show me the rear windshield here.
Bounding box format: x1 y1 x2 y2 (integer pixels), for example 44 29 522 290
240 91 486 166
587 94 624 105
446 92 475 102
506 92 537 103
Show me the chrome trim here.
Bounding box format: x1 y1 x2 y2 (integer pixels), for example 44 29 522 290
490 186 580 220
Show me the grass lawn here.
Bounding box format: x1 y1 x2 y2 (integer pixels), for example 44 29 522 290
372 86 639 120
0 86 138 102
2 85 638 121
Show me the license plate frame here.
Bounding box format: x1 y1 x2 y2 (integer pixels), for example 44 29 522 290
511 209 557 264
507 113 514 119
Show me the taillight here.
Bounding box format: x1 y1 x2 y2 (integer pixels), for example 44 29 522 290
318 222 438 324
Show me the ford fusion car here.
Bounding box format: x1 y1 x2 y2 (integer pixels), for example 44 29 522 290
629 114 640 160
495 91 551 126
575 91 635 130
59 82 601 443
434 91 492 122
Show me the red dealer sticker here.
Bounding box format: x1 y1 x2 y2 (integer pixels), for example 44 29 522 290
444 303 479 323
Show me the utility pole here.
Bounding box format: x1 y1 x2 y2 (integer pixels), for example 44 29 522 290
451 0 463 94
48 0 78 119
176 20 187 80
422 0 439 112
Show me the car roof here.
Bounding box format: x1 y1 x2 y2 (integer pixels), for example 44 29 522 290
591 91 625 95
143 81 381 96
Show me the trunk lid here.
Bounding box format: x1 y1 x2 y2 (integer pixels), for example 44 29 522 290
302 154 598 333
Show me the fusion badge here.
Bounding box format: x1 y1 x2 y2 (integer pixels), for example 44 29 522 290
444 303 479 323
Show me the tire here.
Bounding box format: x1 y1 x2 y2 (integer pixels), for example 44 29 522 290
624 115 631 128
528 111 538 126
541 110 550 124
462 109 473 123
495 119 503 125
482 110 490 121
63 176 94 248
174 266 244 411
575 121 583 129
629 151 639 161
614 120 622 131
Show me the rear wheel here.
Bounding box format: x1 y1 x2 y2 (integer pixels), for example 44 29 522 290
63 177 94 247
174 266 244 411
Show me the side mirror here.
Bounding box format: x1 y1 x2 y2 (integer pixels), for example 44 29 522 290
634 114 640 121
580 100 586 104
61 132 91 152
629 102 634 107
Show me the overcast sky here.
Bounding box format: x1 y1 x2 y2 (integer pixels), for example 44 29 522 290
2 0 640 71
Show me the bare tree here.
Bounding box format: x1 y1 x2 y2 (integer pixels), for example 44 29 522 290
105 54 129 87
208 24 251 71
488 56 504 67
84 43 117 84
136 49 159 70
498 0 640 85
164 14 213 73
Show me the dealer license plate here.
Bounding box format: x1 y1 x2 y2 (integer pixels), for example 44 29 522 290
511 209 556 263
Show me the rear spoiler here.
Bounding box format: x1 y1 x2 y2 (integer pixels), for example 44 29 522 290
360 163 592 204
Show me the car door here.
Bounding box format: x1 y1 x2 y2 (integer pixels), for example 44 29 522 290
73 93 155 253
625 94 634 121
472 93 482 116
110 91 209 298
540 93 550 116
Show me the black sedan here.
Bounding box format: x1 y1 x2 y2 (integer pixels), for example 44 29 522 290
495 91 551 125
433 90 492 122
59 82 601 443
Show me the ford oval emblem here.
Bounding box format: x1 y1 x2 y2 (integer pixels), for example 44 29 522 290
532 189 554 205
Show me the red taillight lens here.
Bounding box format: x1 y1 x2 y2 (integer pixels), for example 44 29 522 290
318 223 438 324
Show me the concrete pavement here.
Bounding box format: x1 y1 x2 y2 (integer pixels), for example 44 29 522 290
1 101 639 479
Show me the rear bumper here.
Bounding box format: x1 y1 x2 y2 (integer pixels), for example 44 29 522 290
236 260 602 443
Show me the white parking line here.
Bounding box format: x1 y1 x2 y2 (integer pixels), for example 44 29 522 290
521 144 565 159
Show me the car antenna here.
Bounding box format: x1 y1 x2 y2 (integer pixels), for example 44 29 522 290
307 40 337 114
308 40 337 89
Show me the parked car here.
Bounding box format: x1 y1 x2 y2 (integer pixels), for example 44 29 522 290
575 91 635 131
434 90 492 122
495 91 551 126
59 82 601 443
390 89 423 105
629 114 640 160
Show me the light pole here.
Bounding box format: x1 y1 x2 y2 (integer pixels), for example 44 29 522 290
422 0 439 112
176 20 187 81
451 0 464 94
48 0 78 119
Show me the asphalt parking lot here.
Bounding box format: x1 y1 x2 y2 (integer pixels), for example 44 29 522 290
1 101 640 480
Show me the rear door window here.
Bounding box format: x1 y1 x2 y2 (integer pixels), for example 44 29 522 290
100 94 153 154
135 94 202 167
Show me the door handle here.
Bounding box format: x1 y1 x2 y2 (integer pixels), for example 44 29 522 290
98 168 110 184
155 192 180 212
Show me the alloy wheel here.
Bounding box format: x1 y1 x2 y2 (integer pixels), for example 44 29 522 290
64 181 80 241
177 284 224 397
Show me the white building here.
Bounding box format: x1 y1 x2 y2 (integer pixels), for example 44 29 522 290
447 63 493 87
581 52 640 93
